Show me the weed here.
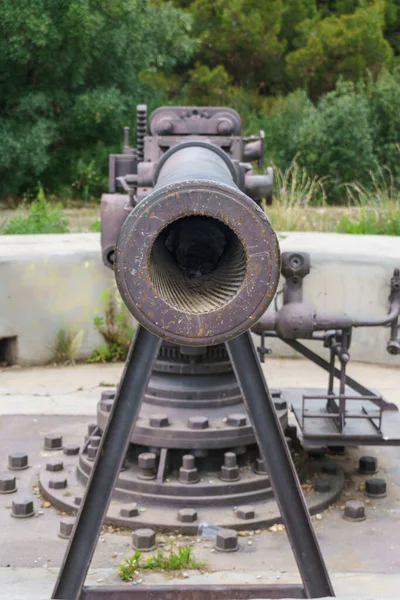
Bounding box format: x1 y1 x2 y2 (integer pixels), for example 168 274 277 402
1 185 69 234
89 286 134 363
266 157 331 232
89 220 101 232
118 544 203 582
54 328 84 364
118 550 141 582
337 168 400 235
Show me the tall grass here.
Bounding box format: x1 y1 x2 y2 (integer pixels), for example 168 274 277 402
337 167 400 235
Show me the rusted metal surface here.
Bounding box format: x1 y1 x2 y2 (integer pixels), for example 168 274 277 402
80 583 306 599
253 251 400 445
114 147 279 346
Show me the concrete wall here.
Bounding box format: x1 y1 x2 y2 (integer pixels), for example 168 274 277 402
0 232 399 365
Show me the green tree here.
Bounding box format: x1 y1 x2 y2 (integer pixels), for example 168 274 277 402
286 2 393 97
296 80 378 200
0 0 196 197
176 0 287 94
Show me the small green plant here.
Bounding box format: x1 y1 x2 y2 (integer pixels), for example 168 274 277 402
336 169 400 236
89 220 101 232
89 286 134 363
1 185 69 234
118 544 203 582
118 550 141 582
54 328 84 364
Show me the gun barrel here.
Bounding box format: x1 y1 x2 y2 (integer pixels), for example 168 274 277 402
115 142 280 346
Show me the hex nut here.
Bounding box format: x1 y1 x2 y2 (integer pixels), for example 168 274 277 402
220 465 240 482
273 399 287 411
63 444 80 456
322 463 338 476
308 448 326 460
179 455 199 484
46 459 64 472
44 435 63 451
150 414 169 428
138 452 157 480
359 456 378 475
0 474 17 494
87 423 97 435
227 414 247 427
314 477 332 493
11 498 35 519
237 505 255 520
365 478 387 498
132 528 156 551
100 390 115 401
177 508 198 523
49 476 68 490
188 416 209 430
215 528 239 552
75 497 82 506
120 503 139 518
343 500 366 522
100 400 113 413
8 452 29 471
59 517 76 539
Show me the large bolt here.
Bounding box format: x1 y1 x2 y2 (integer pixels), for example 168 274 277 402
359 456 378 475
100 400 113 413
254 456 267 475
132 528 156 551
177 508 198 523
220 452 239 482
237 505 255 520
90 436 102 448
87 446 98 461
75 497 82 506
44 435 63 451
11 498 35 519
120 504 139 518
314 477 332 493
0 474 17 494
273 399 287 411
59 517 76 539
215 529 239 552
343 500 366 522
179 454 199 484
188 416 209 430
322 463 338 475
308 448 326 460
8 452 29 471
87 423 97 436
227 414 247 427
365 478 387 498
138 453 157 480
46 459 64 472
150 414 169 428
49 476 68 490
64 444 80 456
101 390 115 401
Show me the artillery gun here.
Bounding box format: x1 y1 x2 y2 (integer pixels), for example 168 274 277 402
44 105 399 599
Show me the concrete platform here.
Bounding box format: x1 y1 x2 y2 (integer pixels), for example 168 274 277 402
1 358 400 599
1 232 400 365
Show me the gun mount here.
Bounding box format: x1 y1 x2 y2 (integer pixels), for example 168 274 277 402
254 252 400 445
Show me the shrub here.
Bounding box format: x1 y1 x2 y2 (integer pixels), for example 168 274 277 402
1 185 69 234
89 286 134 363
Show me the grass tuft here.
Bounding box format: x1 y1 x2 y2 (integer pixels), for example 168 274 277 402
118 544 203 582
54 328 84 364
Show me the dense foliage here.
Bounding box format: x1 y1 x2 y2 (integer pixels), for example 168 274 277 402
2 0 400 203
